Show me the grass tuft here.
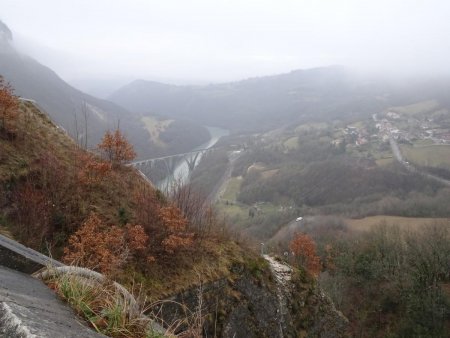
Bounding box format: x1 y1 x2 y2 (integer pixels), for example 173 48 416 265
48 273 161 338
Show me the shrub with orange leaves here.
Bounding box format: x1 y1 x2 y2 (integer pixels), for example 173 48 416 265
77 152 112 186
289 232 321 277
63 213 148 274
125 224 148 252
98 128 136 166
158 205 194 254
0 76 19 132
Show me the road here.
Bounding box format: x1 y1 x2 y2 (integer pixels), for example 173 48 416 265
0 234 63 273
0 266 107 338
389 136 450 187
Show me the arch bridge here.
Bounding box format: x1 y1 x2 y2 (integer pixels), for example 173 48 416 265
129 147 217 182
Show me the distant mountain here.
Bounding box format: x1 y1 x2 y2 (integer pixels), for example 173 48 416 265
110 66 450 132
0 20 157 158
110 66 394 131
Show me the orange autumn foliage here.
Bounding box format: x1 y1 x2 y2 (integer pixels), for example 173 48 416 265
125 224 148 252
63 213 148 274
158 205 194 254
0 76 19 131
98 128 136 166
77 152 112 186
289 233 321 277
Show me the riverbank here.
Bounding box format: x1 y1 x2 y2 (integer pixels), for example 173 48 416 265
157 126 229 190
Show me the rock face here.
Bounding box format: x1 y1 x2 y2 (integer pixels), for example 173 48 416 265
286 271 349 338
154 256 349 337
221 269 281 338
263 254 293 337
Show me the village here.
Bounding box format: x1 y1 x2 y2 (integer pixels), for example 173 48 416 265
338 103 450 149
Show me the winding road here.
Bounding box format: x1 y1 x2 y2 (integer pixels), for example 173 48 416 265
389 136 450 187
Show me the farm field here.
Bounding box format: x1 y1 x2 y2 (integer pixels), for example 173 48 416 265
400 144 450 167
283 136 299 150
346 215 450 232
221 177 242 201
389 99 439 116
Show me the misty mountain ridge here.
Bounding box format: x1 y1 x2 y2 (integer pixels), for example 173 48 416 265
0 20 157 157
109 65 364 129
0 20 214 159
110 65 449 132
2 18 450 153
0 20 12 42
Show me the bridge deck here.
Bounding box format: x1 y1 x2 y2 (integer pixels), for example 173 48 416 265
131 147 215 166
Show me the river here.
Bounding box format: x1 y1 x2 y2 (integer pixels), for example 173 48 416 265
157 126 229 191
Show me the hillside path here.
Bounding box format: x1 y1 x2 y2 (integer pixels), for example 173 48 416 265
263 255 292 338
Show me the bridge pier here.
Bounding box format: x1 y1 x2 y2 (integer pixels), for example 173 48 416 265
184 151 201 173
129 147 218 188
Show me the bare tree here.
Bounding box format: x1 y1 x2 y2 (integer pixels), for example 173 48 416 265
73 110 80 148
81 101 89 149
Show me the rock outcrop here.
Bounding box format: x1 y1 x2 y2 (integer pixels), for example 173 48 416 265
153 256 349 337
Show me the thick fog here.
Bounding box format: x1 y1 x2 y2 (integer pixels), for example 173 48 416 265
2 0 450 85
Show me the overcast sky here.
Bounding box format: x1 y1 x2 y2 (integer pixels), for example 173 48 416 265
2 0 450 85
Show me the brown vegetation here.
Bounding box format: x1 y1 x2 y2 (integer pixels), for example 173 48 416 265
0 95 241 302
289 233 321 277
63 213 149 275
98 128 136 166
0 76 19 135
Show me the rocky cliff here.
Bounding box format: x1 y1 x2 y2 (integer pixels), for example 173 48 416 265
154 256 348 337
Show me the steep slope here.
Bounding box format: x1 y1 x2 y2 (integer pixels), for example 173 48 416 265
0 21 157 159
0 92 348 337
0 21 211 159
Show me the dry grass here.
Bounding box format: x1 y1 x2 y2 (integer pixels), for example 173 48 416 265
120 240 247 301
0 226 13 238
47 273 158 337
0 102 76 181
42 264 220 338
346 215 450 232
